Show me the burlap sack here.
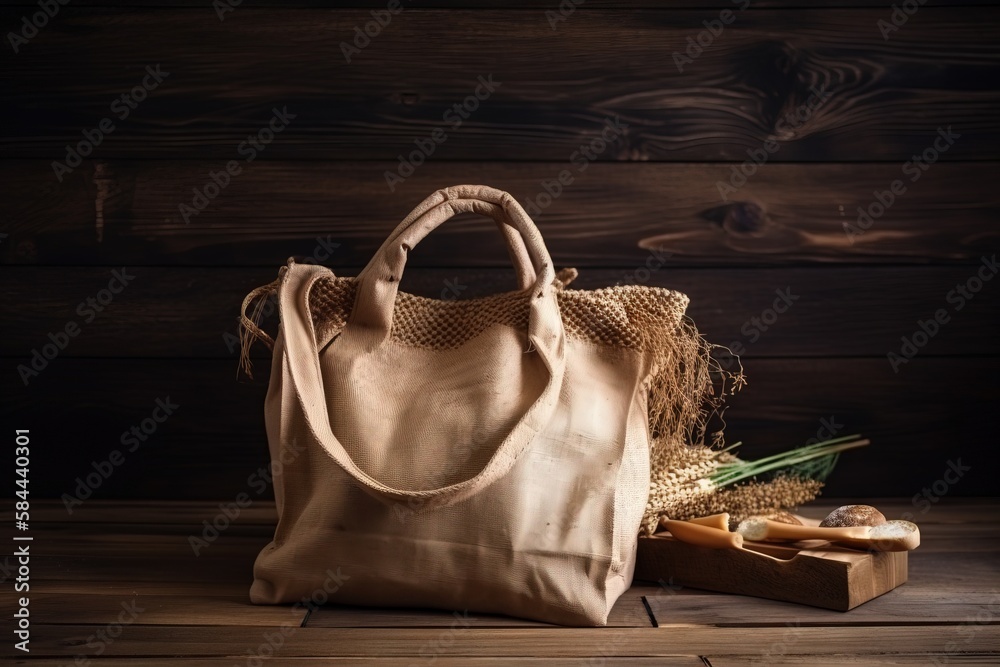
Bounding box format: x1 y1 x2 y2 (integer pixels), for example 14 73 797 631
240 185 709 625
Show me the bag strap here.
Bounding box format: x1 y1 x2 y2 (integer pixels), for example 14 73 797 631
278 186 566 510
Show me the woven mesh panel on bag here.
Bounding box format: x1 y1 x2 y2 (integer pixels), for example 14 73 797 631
308 276 689 350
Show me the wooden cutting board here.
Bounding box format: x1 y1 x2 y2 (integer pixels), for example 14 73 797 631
634 533 908 611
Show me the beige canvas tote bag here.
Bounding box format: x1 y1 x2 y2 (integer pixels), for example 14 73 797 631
240 185 701 626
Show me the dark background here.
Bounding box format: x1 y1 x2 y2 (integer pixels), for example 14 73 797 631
2 2 998 502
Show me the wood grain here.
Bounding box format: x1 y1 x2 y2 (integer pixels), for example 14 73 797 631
27 580 255 597
637 535 908 611
1 0 998 659
29 555 257 584
29 594 308 627
2 265 998 358
12 500 280 525
3 10 998 161
23 530 273 557
3 500 996 663
306 585 655 628
3 161 998 267
19 624 1000 658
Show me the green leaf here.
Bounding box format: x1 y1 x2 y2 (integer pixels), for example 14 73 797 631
710 437 868 488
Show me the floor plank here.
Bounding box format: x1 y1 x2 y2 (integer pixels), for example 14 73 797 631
1 499 996 663
28 580 252 597
29 555 256 584
27 593 307 627
18 624 1000 659
24 529 273 557
306 585 655 628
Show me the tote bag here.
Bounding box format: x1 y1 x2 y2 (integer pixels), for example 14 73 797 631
240 185 700 625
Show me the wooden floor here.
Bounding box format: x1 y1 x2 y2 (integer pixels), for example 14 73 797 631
4 499 999 666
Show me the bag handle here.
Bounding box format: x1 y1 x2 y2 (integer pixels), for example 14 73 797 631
278 186 566 510
379 188 538 291
236 191 536 376
351 185 557 342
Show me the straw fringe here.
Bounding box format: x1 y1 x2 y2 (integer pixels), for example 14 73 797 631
632 302 823 536
239 278 281 379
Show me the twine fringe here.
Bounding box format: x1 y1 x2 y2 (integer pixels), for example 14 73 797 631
239 278 281 379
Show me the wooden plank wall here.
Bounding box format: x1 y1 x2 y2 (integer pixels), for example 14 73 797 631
1 2 998 501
